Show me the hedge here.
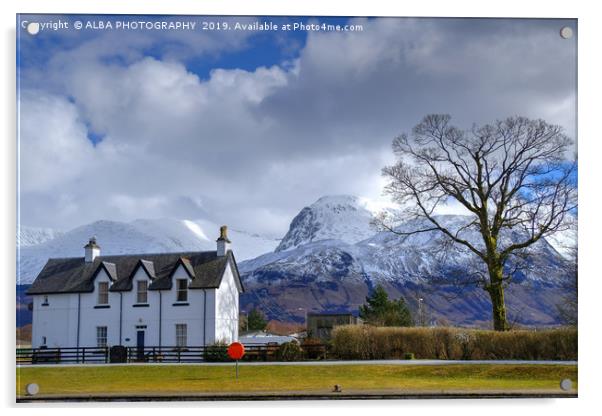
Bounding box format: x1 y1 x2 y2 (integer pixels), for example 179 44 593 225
331 325 577 360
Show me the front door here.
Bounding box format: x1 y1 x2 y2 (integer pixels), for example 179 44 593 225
136 330 145 361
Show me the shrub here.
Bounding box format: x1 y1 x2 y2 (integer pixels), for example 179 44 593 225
455 331 476 360
302 338 327 360
331 325 577 361
204 343 229 362
277 341 303 361
403 352 415 360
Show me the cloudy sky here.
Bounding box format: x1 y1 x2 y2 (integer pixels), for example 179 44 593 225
17 15 577 237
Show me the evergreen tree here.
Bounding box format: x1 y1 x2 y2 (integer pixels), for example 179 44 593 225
247 308 268 331
359 285 414 326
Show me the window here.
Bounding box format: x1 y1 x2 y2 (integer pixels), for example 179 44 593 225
136 280 148 304
41 336 47 346
175 324 187 347
96 326 108 347
42 295 49 306
176 279 188 302
97 282 109 305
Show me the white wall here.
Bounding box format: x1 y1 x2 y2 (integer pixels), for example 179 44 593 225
204 288 217 345
31 293 79 348
214 262 240 343
160 264 207 346
78 268 120 347
120 266 160 347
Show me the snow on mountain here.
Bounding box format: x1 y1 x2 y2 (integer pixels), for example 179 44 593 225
17 226 63 246
275 195 379 252
242 214 567 286
239 199 573 326
17 218 279 284
544 228 577 260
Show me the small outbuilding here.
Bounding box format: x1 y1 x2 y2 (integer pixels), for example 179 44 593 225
306 312 361 340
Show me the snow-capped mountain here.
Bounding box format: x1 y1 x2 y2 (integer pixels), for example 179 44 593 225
275 195 378 252
16 194 576 327
242 214 567 286
17 226 64 246
239 195 575 327
17 218 279 284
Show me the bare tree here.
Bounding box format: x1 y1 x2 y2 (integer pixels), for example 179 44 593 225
380 114 577 331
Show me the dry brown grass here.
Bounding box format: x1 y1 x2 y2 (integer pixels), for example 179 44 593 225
331 325 577 360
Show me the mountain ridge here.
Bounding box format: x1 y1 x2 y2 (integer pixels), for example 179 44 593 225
18 226 64 247
16 194 575 327
238 194 574 327
17 218 280 284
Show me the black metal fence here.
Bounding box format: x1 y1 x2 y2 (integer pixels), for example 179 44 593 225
16 343 329 365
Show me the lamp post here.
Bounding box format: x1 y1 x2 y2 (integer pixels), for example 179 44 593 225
297 307 307 323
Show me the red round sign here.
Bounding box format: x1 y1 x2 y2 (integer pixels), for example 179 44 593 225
227 342 245 360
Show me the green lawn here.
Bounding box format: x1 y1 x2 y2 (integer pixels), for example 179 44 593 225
16 363 577 398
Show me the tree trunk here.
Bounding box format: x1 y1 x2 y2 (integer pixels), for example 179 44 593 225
486 264 509 331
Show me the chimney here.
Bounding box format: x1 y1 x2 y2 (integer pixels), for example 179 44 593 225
84 236 100 262
216 225 231 257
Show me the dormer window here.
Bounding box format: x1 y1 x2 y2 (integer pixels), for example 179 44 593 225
176 279 188 302
136 280 148 304
97 282 109 305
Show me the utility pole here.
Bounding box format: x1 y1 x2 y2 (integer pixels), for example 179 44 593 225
298 307 307 336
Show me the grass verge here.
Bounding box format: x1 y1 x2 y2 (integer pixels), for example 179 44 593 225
16 363 577 398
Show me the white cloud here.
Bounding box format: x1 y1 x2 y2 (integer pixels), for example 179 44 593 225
19 90 96 192
18 17 577 237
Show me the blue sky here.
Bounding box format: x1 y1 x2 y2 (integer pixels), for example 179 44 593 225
18 15 352 82
17 15 577 235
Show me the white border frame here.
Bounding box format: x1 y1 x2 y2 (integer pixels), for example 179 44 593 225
3 0 600 413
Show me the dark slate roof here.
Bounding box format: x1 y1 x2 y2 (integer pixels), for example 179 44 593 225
140 260 156 279
98 262 118 281
26 250 243 295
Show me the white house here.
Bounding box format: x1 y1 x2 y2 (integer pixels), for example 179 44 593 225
27 226 243 349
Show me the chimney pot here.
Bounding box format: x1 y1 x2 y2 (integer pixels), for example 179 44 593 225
216 225 231 256
217 225 230 242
